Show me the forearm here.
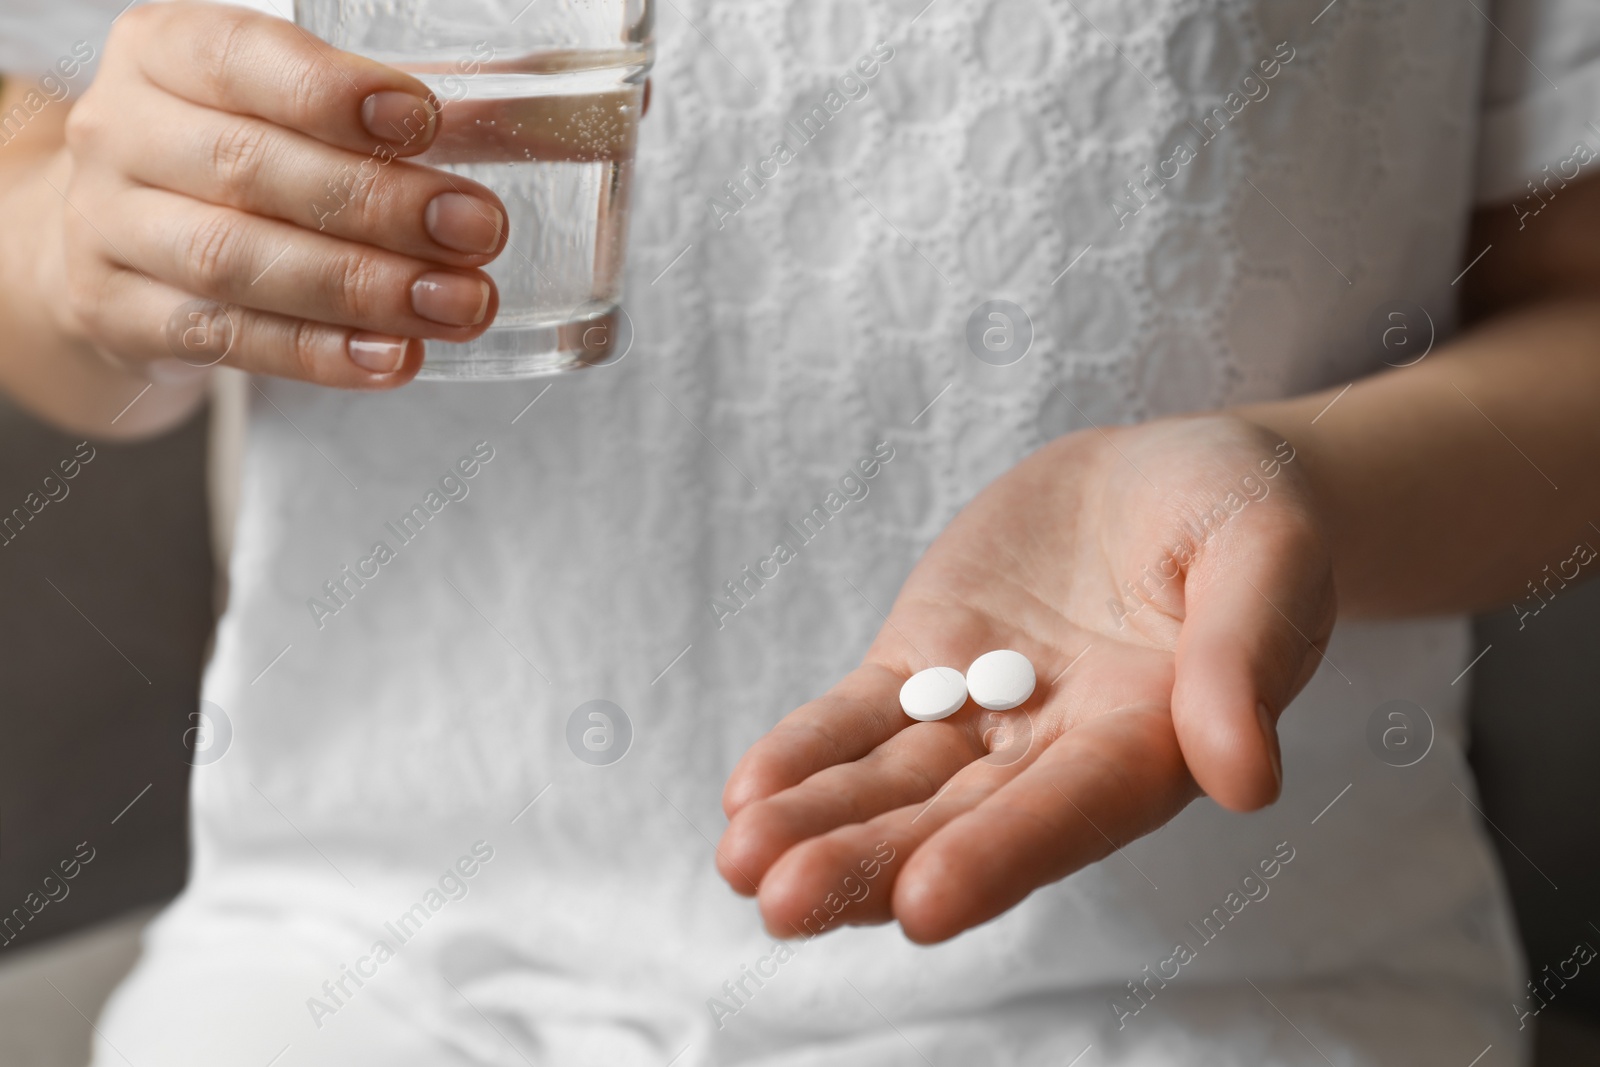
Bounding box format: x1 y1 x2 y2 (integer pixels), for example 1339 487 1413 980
0 79 207 440
1240 295 1600 619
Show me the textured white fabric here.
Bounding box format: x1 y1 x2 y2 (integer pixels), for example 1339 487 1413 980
1476 0 1600 203
0 0 113 77
0 0 289 77
5 0 1600 1063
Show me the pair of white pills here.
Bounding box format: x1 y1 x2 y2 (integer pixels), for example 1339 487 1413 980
899 650 1036 722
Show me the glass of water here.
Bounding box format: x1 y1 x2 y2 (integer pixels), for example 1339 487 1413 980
295 0 653 380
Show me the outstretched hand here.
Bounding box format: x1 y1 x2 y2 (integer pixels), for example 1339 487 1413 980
717 416 1334 944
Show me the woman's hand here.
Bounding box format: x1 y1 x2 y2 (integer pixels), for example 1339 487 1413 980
717 415 1335 944
40 2 508 397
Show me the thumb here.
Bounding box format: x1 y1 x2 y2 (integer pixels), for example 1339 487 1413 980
1168 511 1333 812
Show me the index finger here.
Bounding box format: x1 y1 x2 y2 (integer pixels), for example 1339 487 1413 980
896 705 1197 943
722 663 910 818
114 2 440 155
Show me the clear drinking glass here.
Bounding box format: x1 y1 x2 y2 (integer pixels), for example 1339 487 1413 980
295 0 653 380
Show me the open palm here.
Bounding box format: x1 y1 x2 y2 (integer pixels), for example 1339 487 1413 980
717 415 1335 944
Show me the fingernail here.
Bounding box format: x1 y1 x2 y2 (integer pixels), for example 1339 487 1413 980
412 273 491 327
425 192 505 255
348 333 408 374
361 91 436 146
1256 701 1283 790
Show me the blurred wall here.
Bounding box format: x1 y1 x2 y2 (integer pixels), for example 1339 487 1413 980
0 396 211 955
1471 588 1600 1021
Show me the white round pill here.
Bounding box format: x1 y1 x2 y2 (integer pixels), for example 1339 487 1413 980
965 650 1036 711
899 667 969 722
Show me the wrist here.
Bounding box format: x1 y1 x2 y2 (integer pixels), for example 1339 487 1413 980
1228 388 1375 617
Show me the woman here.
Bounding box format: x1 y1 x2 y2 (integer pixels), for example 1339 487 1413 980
1 0 1597 1062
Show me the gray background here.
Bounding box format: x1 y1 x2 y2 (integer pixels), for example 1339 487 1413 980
0 396 210 947
0 393 1595 1063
